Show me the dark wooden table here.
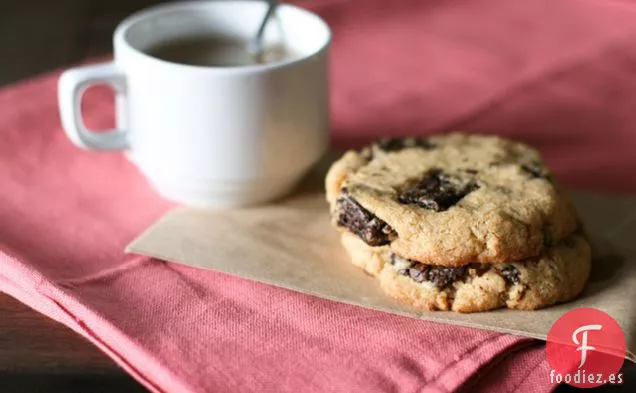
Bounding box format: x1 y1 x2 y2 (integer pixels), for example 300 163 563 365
0 294 147 392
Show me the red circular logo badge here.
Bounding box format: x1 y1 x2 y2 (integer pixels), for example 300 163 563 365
546 308 626 388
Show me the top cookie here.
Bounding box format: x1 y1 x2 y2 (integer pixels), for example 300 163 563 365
326 133 578 266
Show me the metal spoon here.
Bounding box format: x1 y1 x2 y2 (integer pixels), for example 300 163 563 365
248 0 279 63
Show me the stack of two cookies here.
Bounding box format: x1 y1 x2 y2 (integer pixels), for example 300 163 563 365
325 134 591 313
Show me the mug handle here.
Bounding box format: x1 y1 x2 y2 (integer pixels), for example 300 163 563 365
58 62 130 150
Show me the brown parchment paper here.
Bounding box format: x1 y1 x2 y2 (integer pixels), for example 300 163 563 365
126 158 636 362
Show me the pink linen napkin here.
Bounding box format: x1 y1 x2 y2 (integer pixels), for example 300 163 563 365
2 0 636 391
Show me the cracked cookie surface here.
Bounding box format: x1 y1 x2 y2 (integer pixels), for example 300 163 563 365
340 231 591 312
326 133 578 266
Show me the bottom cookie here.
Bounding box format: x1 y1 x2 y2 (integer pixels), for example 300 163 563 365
340 232 591 312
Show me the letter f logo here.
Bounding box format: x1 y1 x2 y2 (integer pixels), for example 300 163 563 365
572 324 603 368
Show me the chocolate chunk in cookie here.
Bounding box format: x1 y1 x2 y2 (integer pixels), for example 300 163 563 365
376 137 436 152
398 169 479 211
500 265 521 285
425 264 468 288
543 231 554 247
336 192 396 246
393 254 468 288
521 162 548 179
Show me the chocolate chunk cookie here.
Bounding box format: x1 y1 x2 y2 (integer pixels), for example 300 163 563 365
340 231 591 312
326 133 578 266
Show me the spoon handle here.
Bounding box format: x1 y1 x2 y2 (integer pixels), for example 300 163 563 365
250 0 279 56
256 0 279 43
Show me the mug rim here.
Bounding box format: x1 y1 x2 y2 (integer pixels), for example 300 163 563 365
113 0 332 74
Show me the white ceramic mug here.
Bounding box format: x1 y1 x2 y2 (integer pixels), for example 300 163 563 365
58 1 331 207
